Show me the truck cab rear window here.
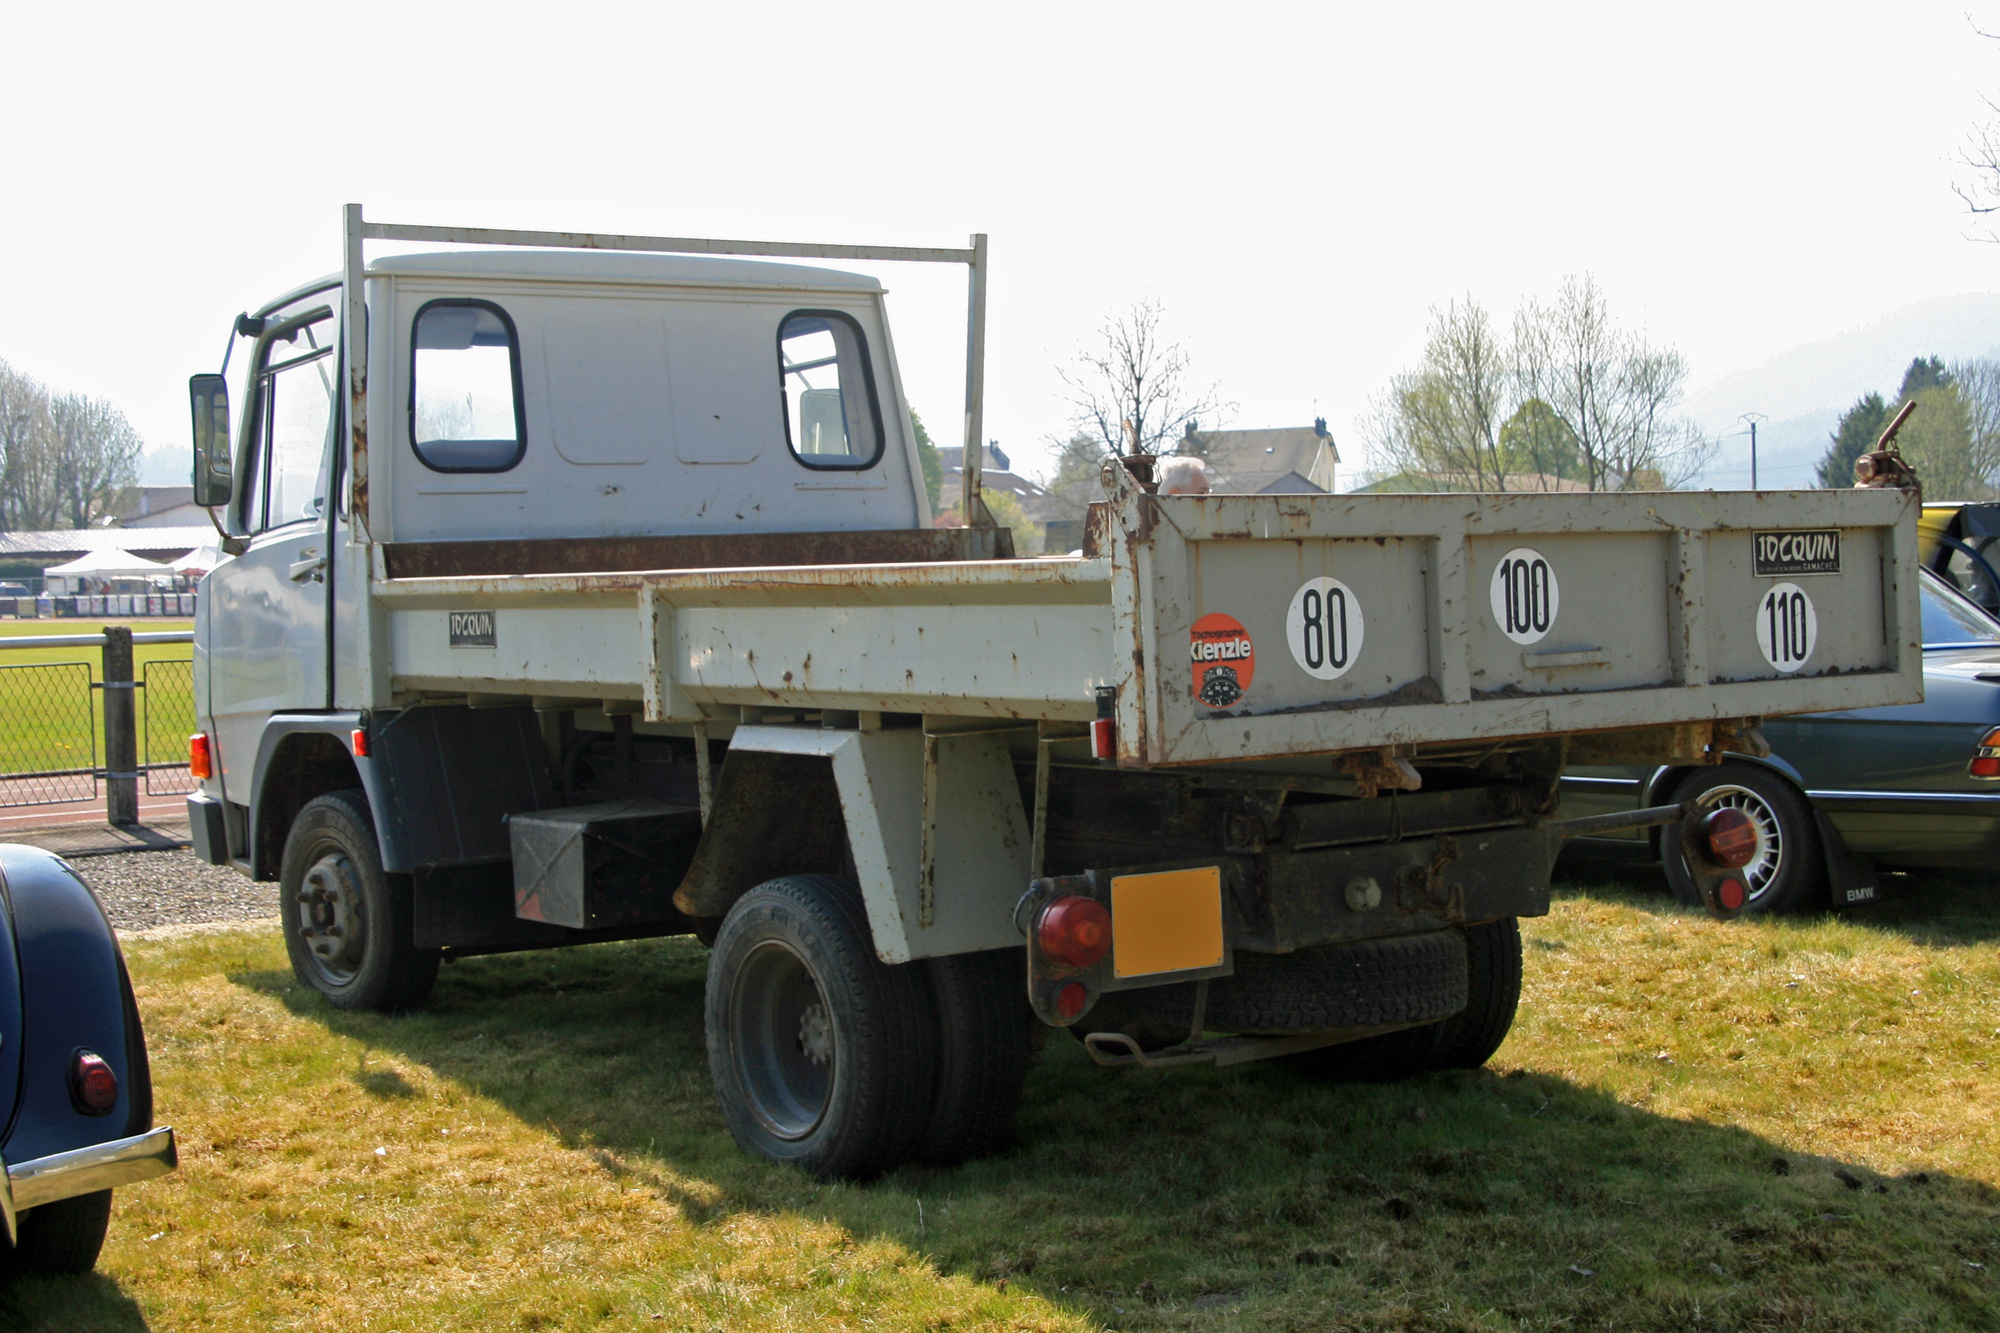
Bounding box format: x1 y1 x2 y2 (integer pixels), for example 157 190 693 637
779 311 882 469
410 301 525 472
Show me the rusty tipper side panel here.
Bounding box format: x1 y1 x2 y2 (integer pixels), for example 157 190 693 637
1106 479 1923 767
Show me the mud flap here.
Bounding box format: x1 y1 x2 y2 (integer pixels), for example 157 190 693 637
1816 810 1879 908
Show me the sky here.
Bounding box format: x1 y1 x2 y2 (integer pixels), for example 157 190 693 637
4 1 2000 492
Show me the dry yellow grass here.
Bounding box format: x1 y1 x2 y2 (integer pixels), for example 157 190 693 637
6 866 1999 1331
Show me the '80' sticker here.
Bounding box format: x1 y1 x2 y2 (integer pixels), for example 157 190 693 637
1286 577 1364 680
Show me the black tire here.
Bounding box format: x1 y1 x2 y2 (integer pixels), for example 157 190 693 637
1664 764 1826 915
919 949 1031 1167
281 790 439 1012
6 1190 112 1276
1145 930 1468 1035
1426 917 1522 1069
706 875 938 1180
1284 919 1520 1082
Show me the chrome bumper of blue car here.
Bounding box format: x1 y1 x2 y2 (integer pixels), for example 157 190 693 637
1 1126 177 1244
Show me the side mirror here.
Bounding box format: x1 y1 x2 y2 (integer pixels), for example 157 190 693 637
188 374 233 507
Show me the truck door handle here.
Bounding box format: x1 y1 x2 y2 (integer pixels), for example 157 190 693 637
289 549 325 583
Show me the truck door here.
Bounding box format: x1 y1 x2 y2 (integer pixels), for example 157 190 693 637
206 299 338 794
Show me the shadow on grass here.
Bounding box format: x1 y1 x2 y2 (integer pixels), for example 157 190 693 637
0 1268 153 1332
226 939 2000 1331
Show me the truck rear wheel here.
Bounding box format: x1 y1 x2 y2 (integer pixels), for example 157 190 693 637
1160 930 1470 1035
706 875 938 1180
281 790 438 1013
919 949 1031 1166
1285 918 1521 1081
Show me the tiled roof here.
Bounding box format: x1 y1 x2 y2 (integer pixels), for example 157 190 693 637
0 526 213 560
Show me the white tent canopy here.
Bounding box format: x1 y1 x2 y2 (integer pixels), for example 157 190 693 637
166 544 221 573
43 548 170 579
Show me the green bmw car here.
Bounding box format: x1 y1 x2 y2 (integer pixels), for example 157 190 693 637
1560 568 2000 914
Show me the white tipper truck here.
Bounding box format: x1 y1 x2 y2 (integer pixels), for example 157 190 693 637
181 207 1924 1178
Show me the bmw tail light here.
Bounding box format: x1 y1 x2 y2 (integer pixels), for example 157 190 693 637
188 732 212 780
1037 895 1112 968
70 1050 118 1115
1970 727 2000 779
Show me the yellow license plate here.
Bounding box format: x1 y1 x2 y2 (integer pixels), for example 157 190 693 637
1110 866 1225 978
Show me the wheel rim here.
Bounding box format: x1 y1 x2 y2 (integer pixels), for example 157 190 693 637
294 844 368 987
1698 784 1783 904
729 940 834 1141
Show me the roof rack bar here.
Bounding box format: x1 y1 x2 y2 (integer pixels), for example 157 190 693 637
360 220 976 267
340 205 990 537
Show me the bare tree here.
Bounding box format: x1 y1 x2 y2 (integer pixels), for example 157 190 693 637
0 360 60 531
1956 23 2000 240
1057 299 1225 461
1371 296 1511 490
1952 358 2000 489
1513 274 1711 490
48 392 143 529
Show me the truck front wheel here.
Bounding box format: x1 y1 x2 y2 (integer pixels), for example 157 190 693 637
280 790 438 1013
706 875 938 1180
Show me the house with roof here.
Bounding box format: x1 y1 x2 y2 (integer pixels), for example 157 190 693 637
1181 419 1339 494
99 485 207 528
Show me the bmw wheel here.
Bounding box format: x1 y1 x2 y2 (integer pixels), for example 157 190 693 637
1664 764 1826 915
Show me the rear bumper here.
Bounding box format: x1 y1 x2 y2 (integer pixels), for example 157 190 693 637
2 1126 176 1243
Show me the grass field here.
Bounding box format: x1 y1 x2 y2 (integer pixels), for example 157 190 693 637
7 866 1999 1332
0 620 194 780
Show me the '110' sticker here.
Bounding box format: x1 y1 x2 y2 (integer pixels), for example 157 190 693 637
1286 577 1364 680
1755 583 1817 672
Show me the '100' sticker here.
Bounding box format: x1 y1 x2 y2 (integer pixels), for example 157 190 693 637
1286 577 1364 679
1490 548 1560 645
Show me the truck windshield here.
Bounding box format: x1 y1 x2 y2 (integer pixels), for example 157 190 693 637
779 311 881 469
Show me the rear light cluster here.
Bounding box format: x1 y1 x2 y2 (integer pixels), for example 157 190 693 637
1971 727 2000 779
188 732 212 780
1038 895 1111 968
69 1049 118 1115
1702 807 1760 869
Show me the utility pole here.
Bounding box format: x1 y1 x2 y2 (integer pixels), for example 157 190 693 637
1740 413 1767 491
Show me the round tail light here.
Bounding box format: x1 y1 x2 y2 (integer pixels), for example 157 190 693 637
70 1050 118 1114
1703 807 1759 869
1037 895 1112 968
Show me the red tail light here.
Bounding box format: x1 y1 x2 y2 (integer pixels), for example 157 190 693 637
70 1050 118 1114
351 727 370 758
188 733 212 780
1090 717 1115 760
1971 727 2000 779
1054 980 1090 1020
1717 877 1748 911
1704 807 1759 868
1038 895 1112 968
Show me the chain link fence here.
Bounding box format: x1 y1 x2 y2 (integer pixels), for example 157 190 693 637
0 630 195 814
0 662 98 807
142 657 196 795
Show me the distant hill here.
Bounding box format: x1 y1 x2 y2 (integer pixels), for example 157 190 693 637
1685 293 2000 488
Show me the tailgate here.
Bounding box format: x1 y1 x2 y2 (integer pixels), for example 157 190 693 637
1104 482 1923 766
